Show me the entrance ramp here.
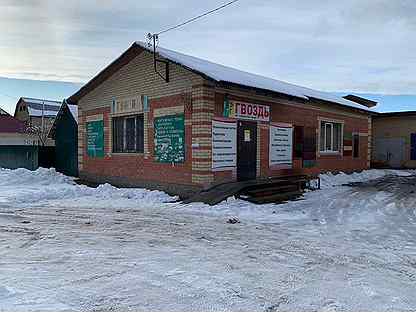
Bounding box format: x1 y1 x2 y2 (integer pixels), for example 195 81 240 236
185 175 319 206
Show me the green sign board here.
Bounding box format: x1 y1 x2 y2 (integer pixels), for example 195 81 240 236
86 120 104 158
154 114 185 163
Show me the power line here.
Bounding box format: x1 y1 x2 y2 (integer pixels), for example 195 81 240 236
156 0 240 36
0 92 18 100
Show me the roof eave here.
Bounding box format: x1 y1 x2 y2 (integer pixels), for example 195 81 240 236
373 111 416 118
216 80 308 103
307 97 374 115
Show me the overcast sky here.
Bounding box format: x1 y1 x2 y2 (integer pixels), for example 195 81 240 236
0 0 415 96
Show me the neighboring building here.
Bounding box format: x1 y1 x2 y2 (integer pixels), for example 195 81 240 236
68 42 373 196
14 97 61 146
49 101 79 176
372 111 416 168
0 115 38 170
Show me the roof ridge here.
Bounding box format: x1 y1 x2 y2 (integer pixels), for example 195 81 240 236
135 41 312 94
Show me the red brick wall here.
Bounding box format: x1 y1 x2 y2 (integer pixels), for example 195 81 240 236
80 88 370 192
81 94 195 188
214 92 369 182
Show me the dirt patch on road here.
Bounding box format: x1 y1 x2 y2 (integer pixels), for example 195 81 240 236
346 174 416 198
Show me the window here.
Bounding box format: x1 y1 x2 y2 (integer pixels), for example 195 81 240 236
319 121 342 153
353 134 360 158
112 115 144 153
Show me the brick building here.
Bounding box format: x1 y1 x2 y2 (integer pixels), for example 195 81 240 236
14 97 61 146
68 42 373 196
372 111 416 168
0 114 38 170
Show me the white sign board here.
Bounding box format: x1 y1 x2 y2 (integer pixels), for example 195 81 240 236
269 125 293 168
226 101 270 122
212 119 237 170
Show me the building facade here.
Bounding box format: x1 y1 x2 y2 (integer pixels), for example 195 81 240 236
0 115 38 170
14 97 61 147
372 112 416 168
69 42 372 196
49 102 79 176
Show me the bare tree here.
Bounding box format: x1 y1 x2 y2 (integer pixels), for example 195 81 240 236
25 118 54 146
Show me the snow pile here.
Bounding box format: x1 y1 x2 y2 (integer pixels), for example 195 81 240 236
0 167 73 186
1 167 414 212
0 167 175 207
319 169 414 188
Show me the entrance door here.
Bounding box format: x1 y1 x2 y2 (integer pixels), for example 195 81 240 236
375 138 405 168
237 120 257 181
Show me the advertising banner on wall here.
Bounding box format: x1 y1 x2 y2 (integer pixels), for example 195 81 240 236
154 114 185 163
212 119 237 170
224 100 270 122
86 120 104 158
269 124 293 168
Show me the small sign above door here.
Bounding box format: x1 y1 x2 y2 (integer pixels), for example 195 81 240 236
244 129 251 142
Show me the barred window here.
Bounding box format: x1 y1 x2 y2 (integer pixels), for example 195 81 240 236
112 115 144 153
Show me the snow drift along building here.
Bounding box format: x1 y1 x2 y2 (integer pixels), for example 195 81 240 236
68 42 373 196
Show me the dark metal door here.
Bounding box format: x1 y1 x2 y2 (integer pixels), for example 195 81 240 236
411 133 416 160
237 120 257 181
375 138 404 168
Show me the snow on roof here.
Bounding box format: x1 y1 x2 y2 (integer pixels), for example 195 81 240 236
135 41 370 111
21 97 61 107
20 98 61 118
0 107 10 115
27 107 60 118
68 104 78 123
48 102 78 139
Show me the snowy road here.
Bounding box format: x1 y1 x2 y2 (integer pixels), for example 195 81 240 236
1 168 416 311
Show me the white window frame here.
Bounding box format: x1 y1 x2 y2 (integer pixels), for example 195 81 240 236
319 119 343 154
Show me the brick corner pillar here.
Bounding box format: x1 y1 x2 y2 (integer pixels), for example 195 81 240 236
191 83 215 188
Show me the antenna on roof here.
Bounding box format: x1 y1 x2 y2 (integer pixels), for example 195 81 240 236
147 0 240 83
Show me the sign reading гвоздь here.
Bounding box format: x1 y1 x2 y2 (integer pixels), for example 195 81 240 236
224 100 270 122
154 114 185 163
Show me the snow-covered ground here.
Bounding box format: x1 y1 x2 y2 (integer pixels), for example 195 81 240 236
1 168 416 311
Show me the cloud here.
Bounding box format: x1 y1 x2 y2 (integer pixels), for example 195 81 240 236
0 0 415 94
